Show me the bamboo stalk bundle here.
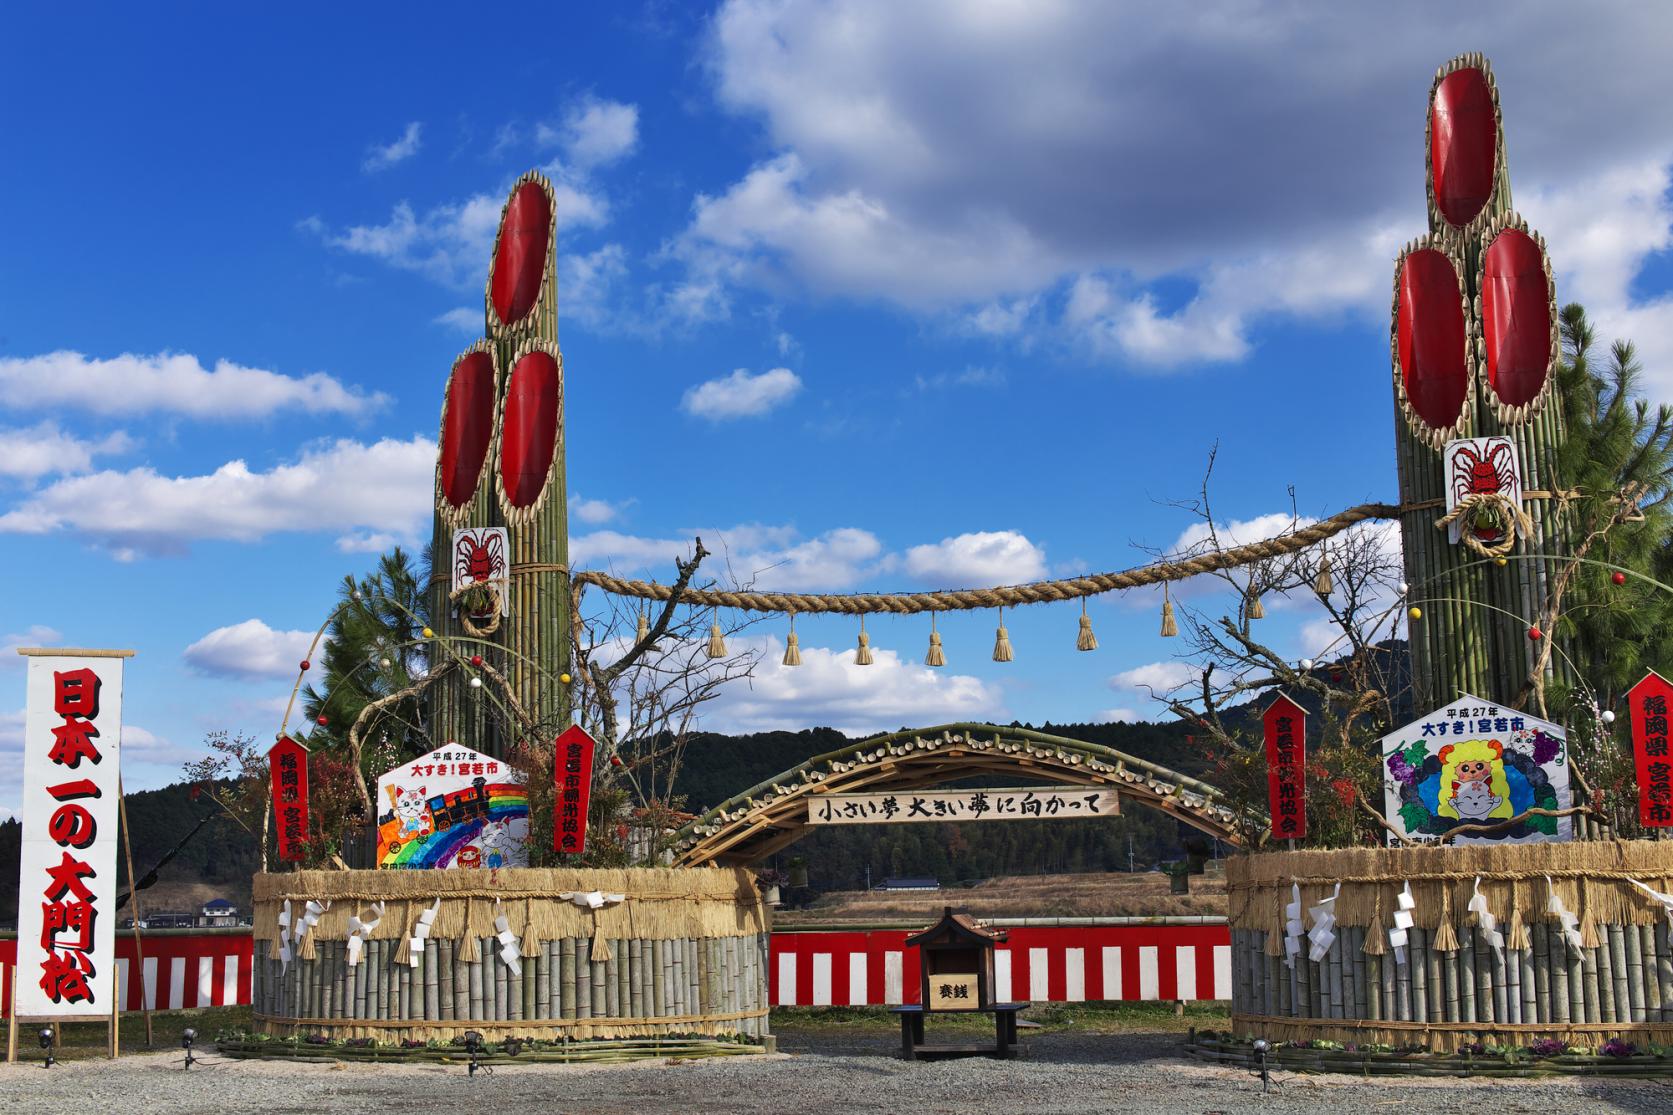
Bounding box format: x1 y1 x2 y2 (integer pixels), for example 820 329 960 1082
561 937 577 1019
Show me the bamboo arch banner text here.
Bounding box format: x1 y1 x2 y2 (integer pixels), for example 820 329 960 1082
268 736 310 863
1628 670 1673 828
15 650 127 1017
554 724 596 855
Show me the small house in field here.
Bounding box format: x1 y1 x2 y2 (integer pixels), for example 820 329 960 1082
199 898 239 927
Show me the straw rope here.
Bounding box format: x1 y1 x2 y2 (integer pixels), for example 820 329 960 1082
1435 491 1536 558
256 1007 769 1030
572 502 1399 615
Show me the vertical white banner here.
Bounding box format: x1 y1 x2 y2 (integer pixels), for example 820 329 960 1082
15 650 127 1018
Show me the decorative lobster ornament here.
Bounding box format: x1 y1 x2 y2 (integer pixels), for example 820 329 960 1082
450 526 508 628
1449 439 1517 542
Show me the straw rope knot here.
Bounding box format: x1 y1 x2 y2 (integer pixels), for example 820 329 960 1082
1434 492 1535 559
449 582 504 636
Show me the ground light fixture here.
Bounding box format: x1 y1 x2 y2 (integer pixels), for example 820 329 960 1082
38 1027 54 1070
182 1026 199 1070
1251 1038 1271 1094
463 1030 489 1077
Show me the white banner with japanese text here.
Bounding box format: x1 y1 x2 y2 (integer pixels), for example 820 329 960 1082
16 651 126 1018
807 787 1118 825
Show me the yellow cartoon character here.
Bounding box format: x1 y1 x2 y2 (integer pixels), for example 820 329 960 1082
1437 739 1512 821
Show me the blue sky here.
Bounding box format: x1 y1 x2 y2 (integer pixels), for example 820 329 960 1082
5 3 1673 811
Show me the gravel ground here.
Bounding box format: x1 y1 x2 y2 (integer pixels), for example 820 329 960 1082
0 1026 1668 1114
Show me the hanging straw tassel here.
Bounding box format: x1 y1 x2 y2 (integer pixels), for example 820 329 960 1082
992 607 1013 662
521 896 542 959
1076 599 1098 651
854 615 874 665
459 897 481 962
706 611 727 658
1160 585 1178 638
1362 889 1387 956
925 613 946 667
1246 587 1266 620
635 609 650 644
1314 553 1335 598
590 910 613 962
782 613 802 667
1432 883 1460 953
1505 880 1530 951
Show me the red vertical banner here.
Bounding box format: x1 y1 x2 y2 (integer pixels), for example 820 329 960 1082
1263 693 1307 841
268 736 310 862
554 725 596 854
1628 671 1673 828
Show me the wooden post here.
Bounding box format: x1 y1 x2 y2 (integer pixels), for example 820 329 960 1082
116 780 154 1048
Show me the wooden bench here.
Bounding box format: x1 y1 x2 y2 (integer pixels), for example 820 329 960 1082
890 1002 1030 1059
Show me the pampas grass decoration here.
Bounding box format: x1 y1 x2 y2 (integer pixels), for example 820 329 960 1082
706 612 727 659
992 607 1014 662
1160 585 1179 638
1314 553 1335 598
1246 588 1266 620
854 615 874 665
925 613 945 667
1076 598 1097 651
782 613 802 667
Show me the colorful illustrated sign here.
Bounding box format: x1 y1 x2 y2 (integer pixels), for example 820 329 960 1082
1443 436 1522 545
554 725 596 854
269 736 310 862
1627 671 1673 828
1380 694 1571 845
451 526 509 617
1263 694 1307 841
375 744 528 868
16 650 126 1017
807 788 1117 825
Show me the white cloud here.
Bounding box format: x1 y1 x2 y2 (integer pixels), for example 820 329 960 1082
573 523 886 591
0 435 435 556
1096 707 1140 724
0 351 384 419
546 97 640 168
706 638 1002 736
1 625 61 669
1171 513 1316 556
315 186 607 290
559 244 630 329
904 531 1046 586
681 367 802 419
696 2 1673 368
572 494 628 525
432 307 481 333
0 423 134 480
1109 660 1200 695
912 366 1005 392
364 121 422 172
121 724 201 768
184 619 314 680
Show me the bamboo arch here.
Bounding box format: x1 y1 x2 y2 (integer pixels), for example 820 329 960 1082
670 723 1249 866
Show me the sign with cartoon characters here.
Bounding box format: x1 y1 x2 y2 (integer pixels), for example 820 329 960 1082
1380 694 1571 845
375 744 529 869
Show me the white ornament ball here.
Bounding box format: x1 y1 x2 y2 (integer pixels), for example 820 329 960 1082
380 657 392 668
1601 710 1616 724
469 676 483 689
1299 659 1314 671
1398 582 1410 594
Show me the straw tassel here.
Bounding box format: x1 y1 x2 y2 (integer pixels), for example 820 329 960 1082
635 610 650 644
1314 553 1335 598
706 613 727 659
1505 881 1529 951
459 898 481 961
992 608 1013 662
925 613 945 667
590 911 613 962
782 613 802 667
521 896 542 958
1362 890 1386 955
1578 877 1601 949
392 900 413 965
1160 586 1178 638
1076 599 1097 651
854 616 874 665
1246 588 1266 620
1432 884 1459 953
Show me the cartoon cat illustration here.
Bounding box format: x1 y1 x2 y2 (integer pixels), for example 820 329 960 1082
386 784 431 840
478 818 517 869
1450 777 1503 820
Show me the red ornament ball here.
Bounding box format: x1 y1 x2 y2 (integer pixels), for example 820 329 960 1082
1613 571 1627 585
471 655 483 667
610 755 624 768
299 659 311 671
1528 626 1543 641
317 715 329 726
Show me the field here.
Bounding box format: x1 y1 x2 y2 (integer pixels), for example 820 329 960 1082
791 863 1228 923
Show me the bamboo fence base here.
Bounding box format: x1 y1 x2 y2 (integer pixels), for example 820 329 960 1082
1227 841 1673 1051
252 868 771 1044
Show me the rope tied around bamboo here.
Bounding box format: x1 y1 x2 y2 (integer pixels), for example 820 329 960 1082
449 581 504 636
1434 492 1536 559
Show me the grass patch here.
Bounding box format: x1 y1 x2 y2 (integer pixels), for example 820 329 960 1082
14 1006 252 1062
771 1001 1229 1034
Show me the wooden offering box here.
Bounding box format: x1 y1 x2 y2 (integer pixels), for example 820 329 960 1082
908 907 1006 1012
